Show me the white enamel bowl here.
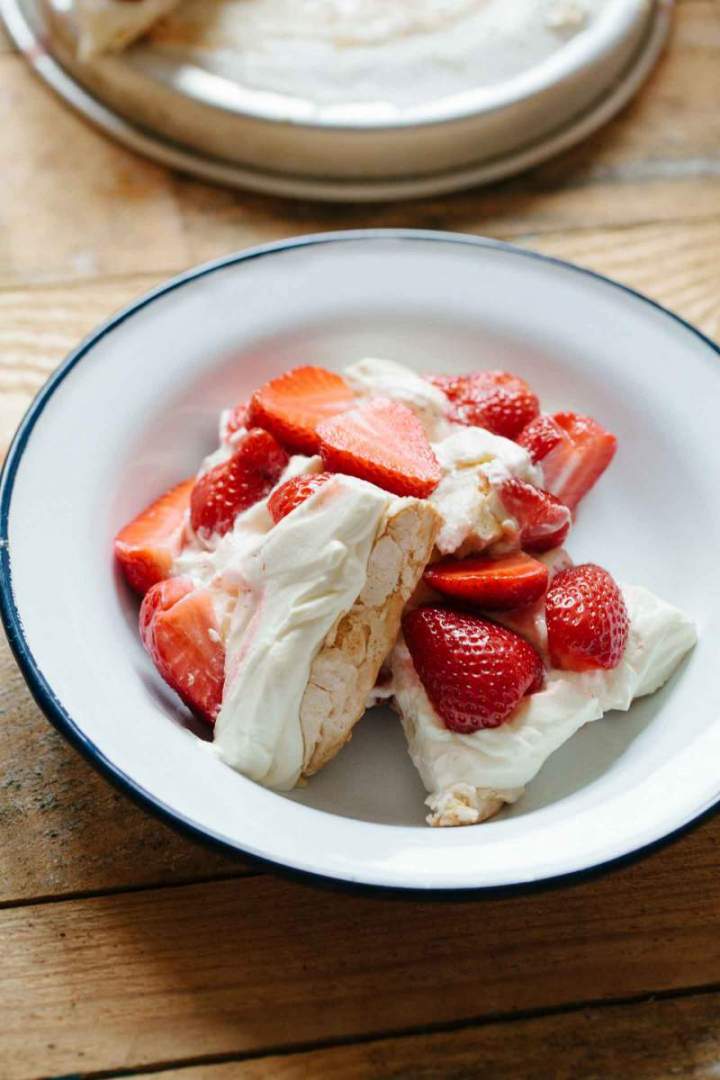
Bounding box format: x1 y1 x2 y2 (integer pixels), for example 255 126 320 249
1 231 718 893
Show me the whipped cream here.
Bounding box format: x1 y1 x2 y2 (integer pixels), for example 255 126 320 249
173 453 323 630
430 426 542 556
392 581 696 824
345 358 543 557
343 356 451 440
214 474 391 789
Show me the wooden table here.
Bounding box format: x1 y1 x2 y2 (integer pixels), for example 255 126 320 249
2 3 720 1077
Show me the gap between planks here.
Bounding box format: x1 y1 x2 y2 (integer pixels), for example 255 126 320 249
113 985 720 1080
5 850 720 1078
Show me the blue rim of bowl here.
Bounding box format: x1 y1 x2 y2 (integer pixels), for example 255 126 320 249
1 228 719 899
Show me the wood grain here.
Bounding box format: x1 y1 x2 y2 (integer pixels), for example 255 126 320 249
0 58 187 289
139 992 720 1080
0 21 13 53
5 828 720 1079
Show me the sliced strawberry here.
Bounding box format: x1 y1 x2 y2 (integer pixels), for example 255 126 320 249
221 401 248 443
516 413 564 463
140 577 225 726
247 365 355 454
268 471 334 524
430 370 539 440
424 553 549 611
498 477 571 554
546 563 629 672
318 397 441 499
190 428 288 539
403 606 544 733
114 478 194 595
517 412 617 512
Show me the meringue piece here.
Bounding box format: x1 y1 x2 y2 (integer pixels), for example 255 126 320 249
430 425 542 556
213 474 439 790
426 784 522 828
392 583 696 826
301 495 440 775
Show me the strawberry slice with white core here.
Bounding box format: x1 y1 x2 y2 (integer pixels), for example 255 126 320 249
190 428 288 539
424 553 549 611
114 478 194 595
318 397 441 499
247 365 355 455
140 577 225 726
518 412 617 512
268 471 334 524
403 605 545 733
499 477 572 554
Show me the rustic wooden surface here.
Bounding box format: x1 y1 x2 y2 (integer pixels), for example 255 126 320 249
1 2 719 1077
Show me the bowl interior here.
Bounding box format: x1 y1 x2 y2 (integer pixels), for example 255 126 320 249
5 233 719 890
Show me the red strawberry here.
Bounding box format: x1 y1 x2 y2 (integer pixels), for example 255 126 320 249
190 428 288 539
518 412 617 512
114 478 194 595
424 553 549 611
318 397 441 499
430 371 539 440
498 477 571 554
403 606 544 733
222 401 248 442
140 577 225 725
268 471 334 524
247 365 355 454
546 563 629 672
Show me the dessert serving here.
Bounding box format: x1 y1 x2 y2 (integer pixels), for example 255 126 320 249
115 356 696 826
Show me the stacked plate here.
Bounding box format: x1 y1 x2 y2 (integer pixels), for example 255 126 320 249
2 0 671 199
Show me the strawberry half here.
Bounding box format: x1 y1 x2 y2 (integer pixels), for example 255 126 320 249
268 471 334 524
318 397 441 499
140 577 225 726
403 606 544 733
114 478 194 595
498 477 571 554
247 365 355 454
424 553 549 611
518 412 617 512
546 563 629 672
430 370 539 440
190 428 288 539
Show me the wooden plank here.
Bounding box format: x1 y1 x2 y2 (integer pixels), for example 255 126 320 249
0 58 188 289
0 22 14 54
139 992 720 1080
5 824 720 1080
1 1 719 291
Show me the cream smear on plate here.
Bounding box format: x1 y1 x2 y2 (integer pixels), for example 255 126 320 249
149 0 611 108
